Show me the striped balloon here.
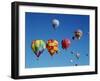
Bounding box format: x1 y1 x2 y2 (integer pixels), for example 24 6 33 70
31 40 46 58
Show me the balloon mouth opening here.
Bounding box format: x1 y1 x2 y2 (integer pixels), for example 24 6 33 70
34 49 44 57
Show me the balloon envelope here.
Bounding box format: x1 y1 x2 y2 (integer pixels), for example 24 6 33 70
52 19 59 29
74 29 83 39
70 59 73 63
61 39 71 49
46 39 58 56
76 52 80 59
31 40 46 58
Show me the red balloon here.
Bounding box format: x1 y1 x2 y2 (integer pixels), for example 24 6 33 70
61 39 71 49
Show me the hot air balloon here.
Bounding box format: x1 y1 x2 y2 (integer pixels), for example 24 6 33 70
75 64 78 66
71 50 75 54
46 39 58 56
72 29 83 40
31 40 46 58
75 52 80 59
52 19 59 29
70 59 73 63
61 39 71 50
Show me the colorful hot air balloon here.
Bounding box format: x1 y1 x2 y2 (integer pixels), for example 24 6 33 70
46 39 58 56
31 40 46 58
72 29 83 40
52 19 59 29
61 39 71 50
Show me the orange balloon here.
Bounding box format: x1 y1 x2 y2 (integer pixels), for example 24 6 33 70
46 39 58 56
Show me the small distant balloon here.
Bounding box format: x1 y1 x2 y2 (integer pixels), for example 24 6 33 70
61 39 71 50
31 40 46 58
70 59 73 63
52 19 59 29
72 29 83 40
46 39 59 56
75 64 78 66
76 52 80 59
71 51 75 54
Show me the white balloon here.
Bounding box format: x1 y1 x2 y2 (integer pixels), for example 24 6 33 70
76 53 80 59
52 19 59 28
70 59 73 63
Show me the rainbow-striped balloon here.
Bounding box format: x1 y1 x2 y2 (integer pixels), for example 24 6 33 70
31 40 46 58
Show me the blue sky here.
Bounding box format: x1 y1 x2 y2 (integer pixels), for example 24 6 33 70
25 12 89 68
